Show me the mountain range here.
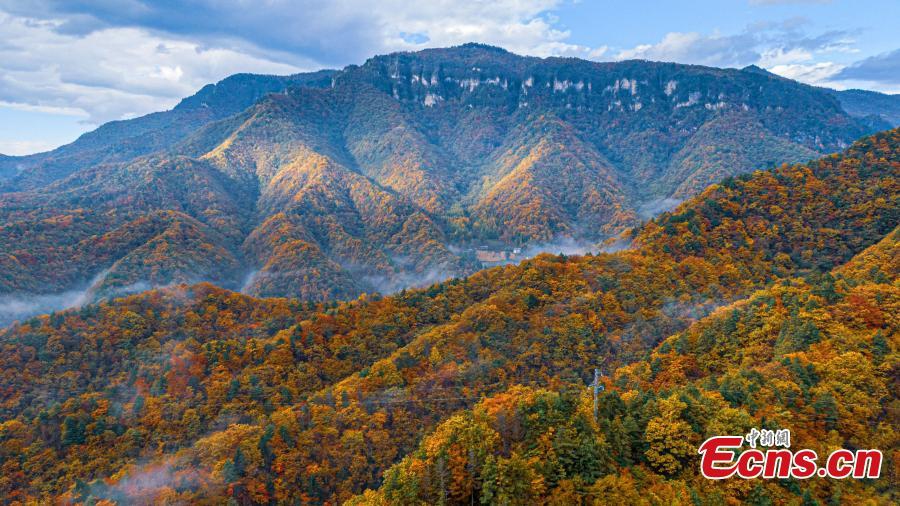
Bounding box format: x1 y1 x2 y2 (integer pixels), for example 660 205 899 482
0 127 896 504
1 43 898 319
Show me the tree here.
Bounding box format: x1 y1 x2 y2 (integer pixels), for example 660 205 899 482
222 447 246 484
61 416 86 447
644 396 697 475
775 313 821 355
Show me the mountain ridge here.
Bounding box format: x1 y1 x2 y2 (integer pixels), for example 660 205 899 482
826 88 900 128
0 127 895 503
0 44 893 321
0 70 337 191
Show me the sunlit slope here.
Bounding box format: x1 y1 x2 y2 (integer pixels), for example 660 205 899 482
0 128 895 503
0 44 885 307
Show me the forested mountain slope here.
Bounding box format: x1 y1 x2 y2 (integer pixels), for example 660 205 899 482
0 71 336 192
0 128 895 504
355 227 898 504
828 88 900 128
0 44 884 313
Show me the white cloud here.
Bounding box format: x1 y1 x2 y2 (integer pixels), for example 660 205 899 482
762 50 900 93
0 11 305 124
588 45 609 59
615 31 759 67
608 22 900 93
612 20 861 70
0 100 89 117
757 47 812 66
0 139 61 156
371 0 603 58
762 43 900 93
768 61 844 84
834 48 900 89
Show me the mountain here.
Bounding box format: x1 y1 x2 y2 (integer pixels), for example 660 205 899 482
828 88 900 128
0 155 12 182
742 63 899 130
0 44 886 319
358 228 899 505
0 70 336 192
0 128 896 504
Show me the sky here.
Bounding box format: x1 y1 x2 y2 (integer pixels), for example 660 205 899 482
1 0 898 156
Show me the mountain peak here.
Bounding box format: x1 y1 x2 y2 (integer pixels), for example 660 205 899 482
362 41 524 68
741 64 778 77
174 70 335 113
455 42 511 53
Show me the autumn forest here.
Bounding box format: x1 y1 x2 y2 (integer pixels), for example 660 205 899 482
0 43 898 506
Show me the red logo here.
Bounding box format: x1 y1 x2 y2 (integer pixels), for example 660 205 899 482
698 430 882 480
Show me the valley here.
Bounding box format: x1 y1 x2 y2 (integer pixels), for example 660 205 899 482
0 28 897 505
1 44 893 322
0 127 896 504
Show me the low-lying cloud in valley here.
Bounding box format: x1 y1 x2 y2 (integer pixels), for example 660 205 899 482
0 289 91 324
638 197 683 219
0 270 155 325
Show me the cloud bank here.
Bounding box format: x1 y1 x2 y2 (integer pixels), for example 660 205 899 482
833 48 900 91
0 10 303 125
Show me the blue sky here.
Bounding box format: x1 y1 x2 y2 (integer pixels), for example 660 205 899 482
1 0 897 155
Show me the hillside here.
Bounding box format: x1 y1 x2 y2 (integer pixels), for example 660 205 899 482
829 88 900 128
0 44 885 319
355 226 898 504
0 128 895 504
0 71 337 192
